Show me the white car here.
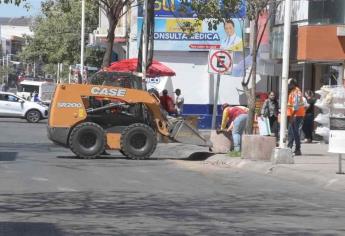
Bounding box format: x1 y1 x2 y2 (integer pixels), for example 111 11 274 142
0 92 48 123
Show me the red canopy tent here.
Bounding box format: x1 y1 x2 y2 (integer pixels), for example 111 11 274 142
106 58 176 78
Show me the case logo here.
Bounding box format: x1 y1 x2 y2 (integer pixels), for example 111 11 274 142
91 87 127 97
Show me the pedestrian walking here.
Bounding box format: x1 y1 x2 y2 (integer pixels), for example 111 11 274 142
287 78 306 156
219 104 248 152
261 91 279 137
302 90 316 143
159 89 176 116
174 88 184 116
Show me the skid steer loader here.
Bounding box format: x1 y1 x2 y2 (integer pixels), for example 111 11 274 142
47 73 211 159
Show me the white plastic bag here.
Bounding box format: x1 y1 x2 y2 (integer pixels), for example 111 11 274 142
315 126 330 137
258 116 271 136
314 113 330 125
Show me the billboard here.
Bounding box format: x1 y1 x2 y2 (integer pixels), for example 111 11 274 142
137 18 244 51
137 0 245 51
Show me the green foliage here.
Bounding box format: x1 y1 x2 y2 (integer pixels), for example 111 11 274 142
85 46 105 68
20 0 99 71
180 0 272 31
227 151 241 157
0 0 25 5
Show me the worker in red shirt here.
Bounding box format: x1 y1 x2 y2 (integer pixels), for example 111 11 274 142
159 89 176 115
220 104 249 152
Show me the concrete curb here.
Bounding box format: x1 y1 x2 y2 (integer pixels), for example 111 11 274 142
205 154 345 192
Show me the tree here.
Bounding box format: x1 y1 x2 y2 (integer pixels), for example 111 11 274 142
96 0 137 67
20 0 99 77
0 0 25 5
180 0 275 134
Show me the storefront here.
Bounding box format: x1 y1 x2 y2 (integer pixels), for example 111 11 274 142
297 25 345 91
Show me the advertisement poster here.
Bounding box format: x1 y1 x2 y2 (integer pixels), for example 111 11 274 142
137 0 246 51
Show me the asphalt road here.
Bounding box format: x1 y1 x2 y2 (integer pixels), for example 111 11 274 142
1 118 345 235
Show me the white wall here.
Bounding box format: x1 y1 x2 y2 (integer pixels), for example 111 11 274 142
128 2 267 107
0 25 32 39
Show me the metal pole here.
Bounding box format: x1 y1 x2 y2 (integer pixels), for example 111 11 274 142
80 0 85 84
211 74 221 130
279 0 292 148
124 4 130 59
60 63 64 83
1 56 3 84
33 59 36 78
57 63 60 84
68 65 72 84
142 0 148 84
1 56 4 84
337 154 344 174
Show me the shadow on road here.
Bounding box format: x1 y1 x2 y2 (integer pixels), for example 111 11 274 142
0 119 47 124
0 152 17 161
0 222 63 236
56 151 215 162
182 152 215 161
56 154 128 160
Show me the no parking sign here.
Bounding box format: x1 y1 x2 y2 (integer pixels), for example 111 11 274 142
208 50 233 75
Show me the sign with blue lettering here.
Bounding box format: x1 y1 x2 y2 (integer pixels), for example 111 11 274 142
137 18 243 51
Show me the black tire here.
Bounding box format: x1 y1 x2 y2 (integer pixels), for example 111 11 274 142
26 109 41 123
69 122 106 159
120 123 157 159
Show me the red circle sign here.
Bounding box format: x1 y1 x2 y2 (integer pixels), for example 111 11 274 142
210 50 233 73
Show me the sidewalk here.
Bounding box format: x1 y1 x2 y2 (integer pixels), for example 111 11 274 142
205 141 345 192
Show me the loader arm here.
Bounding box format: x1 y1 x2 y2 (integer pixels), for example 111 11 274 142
48 84 170 136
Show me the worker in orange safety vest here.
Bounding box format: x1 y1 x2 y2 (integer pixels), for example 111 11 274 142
287 78 305 156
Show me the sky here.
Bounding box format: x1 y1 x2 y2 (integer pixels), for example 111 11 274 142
0 0 41 17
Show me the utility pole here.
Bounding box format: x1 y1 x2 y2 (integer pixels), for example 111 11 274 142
1 56 4 84
80 0 85 84
68 65 72 84
57 63 60 84
142 0 148 83
279 0 292 149
6 54 9 84
33 59 36 78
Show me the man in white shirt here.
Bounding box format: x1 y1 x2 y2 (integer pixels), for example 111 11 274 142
174 89 184 116
220 19 243 51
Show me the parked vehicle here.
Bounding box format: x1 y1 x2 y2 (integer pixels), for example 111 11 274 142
17 80 56 105
0 92 48 123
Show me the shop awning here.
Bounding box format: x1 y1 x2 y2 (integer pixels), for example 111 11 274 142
106 58 176 78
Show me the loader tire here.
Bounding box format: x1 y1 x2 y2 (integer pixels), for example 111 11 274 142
120 123 157 160
69 122 106 159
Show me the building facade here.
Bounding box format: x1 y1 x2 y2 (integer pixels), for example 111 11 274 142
271 0 345 95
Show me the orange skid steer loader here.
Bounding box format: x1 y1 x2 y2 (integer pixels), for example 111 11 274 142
47 84 211 159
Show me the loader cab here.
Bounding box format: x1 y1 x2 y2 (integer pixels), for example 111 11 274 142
88 71 144 90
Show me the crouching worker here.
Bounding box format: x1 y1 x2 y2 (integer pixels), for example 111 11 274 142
220 104 248 152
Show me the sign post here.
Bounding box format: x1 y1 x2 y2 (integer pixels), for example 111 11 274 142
208 50 233 130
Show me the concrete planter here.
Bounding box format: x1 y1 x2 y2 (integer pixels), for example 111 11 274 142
241 135 276 161
209 130 233 154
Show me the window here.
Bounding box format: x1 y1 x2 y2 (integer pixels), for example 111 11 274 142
309 0 345 25
6 95 19 102
0 94 19 102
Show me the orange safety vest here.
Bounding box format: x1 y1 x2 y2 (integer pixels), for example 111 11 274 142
287 87 305 117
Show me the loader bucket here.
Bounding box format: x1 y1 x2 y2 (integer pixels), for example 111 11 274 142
170 120 212 147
